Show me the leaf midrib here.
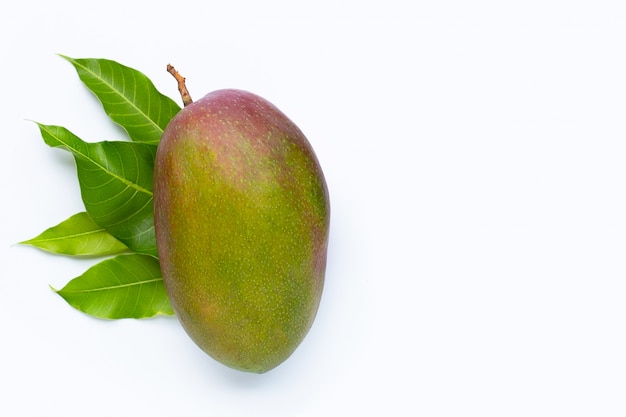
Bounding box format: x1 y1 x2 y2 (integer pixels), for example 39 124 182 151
40 124 153 197
28 228 109 242
62 278 163 294
69 57 163 135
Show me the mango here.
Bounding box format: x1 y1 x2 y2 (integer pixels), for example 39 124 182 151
153 88 330 373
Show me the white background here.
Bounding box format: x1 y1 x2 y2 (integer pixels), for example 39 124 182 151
1 1 626 416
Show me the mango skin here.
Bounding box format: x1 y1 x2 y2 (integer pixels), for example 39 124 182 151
153 89 330 373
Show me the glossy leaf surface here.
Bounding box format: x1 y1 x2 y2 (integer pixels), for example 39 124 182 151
36 123 158 256
61 55 181 145
55 254 174 319
21 212 128 256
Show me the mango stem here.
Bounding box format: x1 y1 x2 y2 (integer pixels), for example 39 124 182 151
167 64 193 107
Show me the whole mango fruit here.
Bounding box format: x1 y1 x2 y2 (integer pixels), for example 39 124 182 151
154 86 330 373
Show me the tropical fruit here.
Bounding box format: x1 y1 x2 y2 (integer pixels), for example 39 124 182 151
154 87 330 373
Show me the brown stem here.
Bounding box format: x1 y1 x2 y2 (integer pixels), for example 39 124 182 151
167 64 193 107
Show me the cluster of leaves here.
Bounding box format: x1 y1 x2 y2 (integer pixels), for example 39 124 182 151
21 56 182 319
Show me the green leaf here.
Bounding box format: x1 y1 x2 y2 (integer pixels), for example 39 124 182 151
60 55 181 145
35 123 158 256
20 212 128 256
55 254 173 319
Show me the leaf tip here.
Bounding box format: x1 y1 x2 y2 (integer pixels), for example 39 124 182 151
24 119 39 126
16 237 48 250
12 240 35 254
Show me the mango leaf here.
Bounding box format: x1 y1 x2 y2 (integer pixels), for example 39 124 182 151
60 55 181 145
20 212 128 256
35 123 158 256
55 254 173 319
